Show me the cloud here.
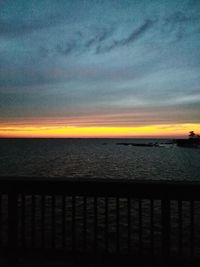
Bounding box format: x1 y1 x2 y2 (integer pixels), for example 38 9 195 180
162 11 200 40
85 26 115 48
55 26 115 56
0 16 62 37
54 19 154 57
165 11 197 24
96 19 154 53
55 40 77 56
122 19 154 45
0 0 200 129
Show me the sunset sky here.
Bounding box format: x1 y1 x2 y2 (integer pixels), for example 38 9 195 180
0 0 200 137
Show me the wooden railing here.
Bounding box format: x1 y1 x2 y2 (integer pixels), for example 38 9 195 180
0 177 200 266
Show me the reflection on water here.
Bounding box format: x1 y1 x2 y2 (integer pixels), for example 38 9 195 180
0 138 199 180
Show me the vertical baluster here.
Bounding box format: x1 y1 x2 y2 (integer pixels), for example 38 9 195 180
190 200 194 261
8 193 18 250
139 199 142 255
21 194 25 248
83 196 87 251
105 197 108 253
31 195 35 248
41 195 45 248
127 197 131 254
116 196 120 253
62 195 66 248
94 196 98 252
72 196 76 251
150 199 154 258
7 193 18 265
161 199 171 266
178 200 182 257
52 195 55 248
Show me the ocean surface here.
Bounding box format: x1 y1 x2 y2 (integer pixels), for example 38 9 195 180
0 138 199 180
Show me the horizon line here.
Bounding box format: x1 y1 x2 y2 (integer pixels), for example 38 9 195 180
0 123 199 139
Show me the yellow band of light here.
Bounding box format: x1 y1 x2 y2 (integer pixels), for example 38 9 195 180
0 123 199 138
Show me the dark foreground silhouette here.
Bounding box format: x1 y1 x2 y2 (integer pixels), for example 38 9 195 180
0 177 200 266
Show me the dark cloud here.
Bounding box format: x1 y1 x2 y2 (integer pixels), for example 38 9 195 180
165 11 193 24
162 11 200 40
85 27 115 48
54 26 115 56
0 15 64 37
188 0 200 7
75 31 83 38
55 41 77 56
122 19 154 45
96 19 154 53
0 18 38 36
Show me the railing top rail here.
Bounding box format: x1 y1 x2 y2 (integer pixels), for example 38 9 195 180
0 176 200 200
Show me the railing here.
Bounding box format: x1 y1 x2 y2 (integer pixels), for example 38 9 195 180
0 177 200 266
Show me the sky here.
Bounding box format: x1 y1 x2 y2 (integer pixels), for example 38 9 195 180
0 0 200 137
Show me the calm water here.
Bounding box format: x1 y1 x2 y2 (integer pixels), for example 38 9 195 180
0 138 199 180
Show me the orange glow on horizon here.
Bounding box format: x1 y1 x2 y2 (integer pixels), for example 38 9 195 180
0 123 199 138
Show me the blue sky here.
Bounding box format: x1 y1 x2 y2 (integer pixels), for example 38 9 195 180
0 0 200 133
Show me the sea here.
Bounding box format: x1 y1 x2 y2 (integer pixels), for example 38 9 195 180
0 138 200 180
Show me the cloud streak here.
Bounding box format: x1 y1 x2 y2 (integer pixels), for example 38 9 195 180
54 19 154 57
96 19 154 53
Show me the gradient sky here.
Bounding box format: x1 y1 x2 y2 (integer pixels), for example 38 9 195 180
0 0 200 137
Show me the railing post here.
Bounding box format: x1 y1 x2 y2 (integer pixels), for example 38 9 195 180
8 193 18 251
161 199 170 267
